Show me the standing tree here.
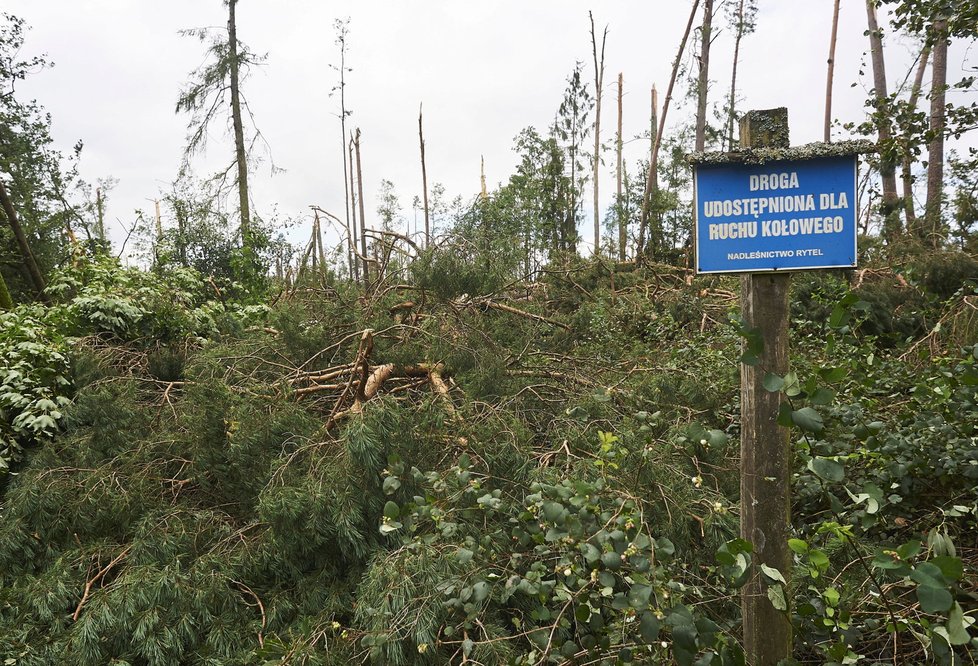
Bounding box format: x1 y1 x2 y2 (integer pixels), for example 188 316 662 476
924 15 948 245
726 0 758 150
589 12 608 256
824 0 841 142
883 0 978 247
0 12 83 301
638 0 700 261
556 63 593 256
694 0 714 153
865 0 901 240
331 18 355 280
176 0 267 275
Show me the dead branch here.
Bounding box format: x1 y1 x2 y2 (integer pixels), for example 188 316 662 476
73 546 132 621
475 299 571 331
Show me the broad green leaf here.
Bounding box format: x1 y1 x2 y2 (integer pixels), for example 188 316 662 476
792 407 824 433
916 583 953 613
760 563 786 585
787 538 809 555
808 457 845 483
947 602 971 645
767 585 788 611
762 373 784 392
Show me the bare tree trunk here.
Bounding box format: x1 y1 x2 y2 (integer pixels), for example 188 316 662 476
638 0 699 262
0 270 12 310
314 211 326 268
480 156 488 200
96 187 107 246
824 0 841 142
337 23 355 283
355 128 369 288
638 87 663 259
616 72 625 261
349 136 360 282
0 179 46 298
925 17 948 248
903 43 930 230
154 199 162 243
865 0 900 240
726 0 746 151
227 0 251 250
419 104 431 249
695 0 714 152
590 12 608 257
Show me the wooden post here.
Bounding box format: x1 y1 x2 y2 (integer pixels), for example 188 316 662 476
739 108 792 666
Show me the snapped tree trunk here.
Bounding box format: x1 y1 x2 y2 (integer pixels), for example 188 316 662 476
695 0 714 152
0 179 46 299
824 0 841 142
0 270 12 310
419 104 431 249
228 0 251 250
638 0 699 262
925 17 948 247
590 12 608 256
903 43 930 230
865 0 901 240
726 0 746 152
355 128 369 289
616 72 625 261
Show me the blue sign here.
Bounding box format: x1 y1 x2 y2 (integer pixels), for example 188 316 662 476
694 155 857 274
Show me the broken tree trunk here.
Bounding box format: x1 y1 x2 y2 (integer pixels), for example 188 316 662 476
0 179 47 299
638 0 699 261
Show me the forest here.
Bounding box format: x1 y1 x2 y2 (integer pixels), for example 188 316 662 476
1 0 977 664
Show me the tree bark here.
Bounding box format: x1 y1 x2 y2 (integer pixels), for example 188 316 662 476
0 270 12 310
824 0 841 142
227 0 251 250
349 136 360 282
903 43 930 230
727 0 746 152
739 108 793 666
695 0 714 152
638 0 699 262
419 104 431 249
336 21 355 283
0 179 46 298
355 128 369 289
616 73 625 261
865 0 901 240
925 17 948 247
590 12 608 256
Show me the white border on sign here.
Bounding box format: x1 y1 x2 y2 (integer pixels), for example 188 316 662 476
693 154 860 275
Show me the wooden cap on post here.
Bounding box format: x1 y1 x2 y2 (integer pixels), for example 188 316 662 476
739 108 789 150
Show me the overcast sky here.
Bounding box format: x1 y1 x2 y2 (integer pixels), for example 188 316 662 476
6 1 974 257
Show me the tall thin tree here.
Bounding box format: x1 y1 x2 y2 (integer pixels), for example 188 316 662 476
355 128 369 288
332 19 355 281
694 0 714 153
726 0 755 151
865 0 901 239
419 104 431 249
925 15 948 246
589 12 608 256
176 0 267 264
616 72 625 261
902 43 931 229
227 0 250 249
638 0 700 260
824 0 841 142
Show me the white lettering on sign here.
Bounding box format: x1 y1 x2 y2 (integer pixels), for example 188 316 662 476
749 172 800 191
702 194 816 218
760 216 844 237
708 221 758 240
